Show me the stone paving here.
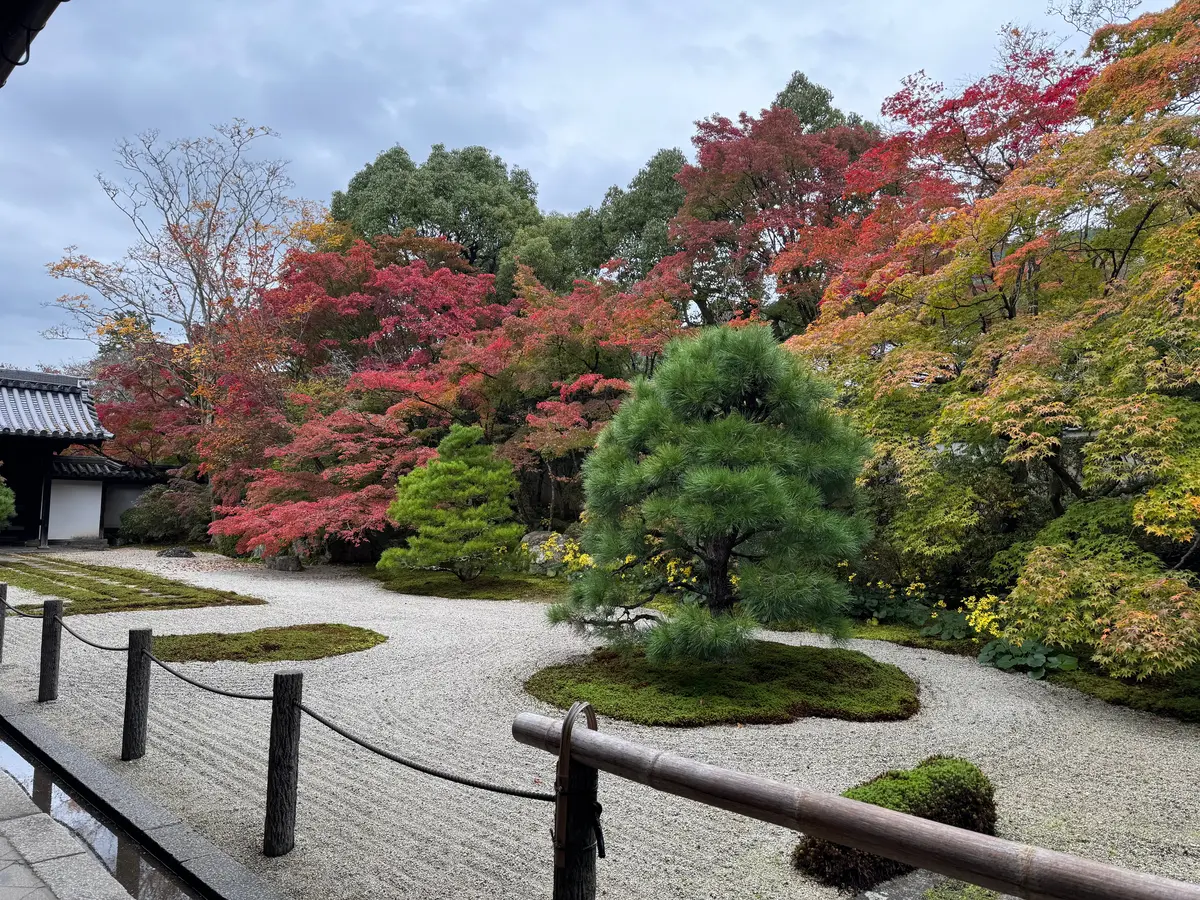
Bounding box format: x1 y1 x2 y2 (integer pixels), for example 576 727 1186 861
0 774 129 900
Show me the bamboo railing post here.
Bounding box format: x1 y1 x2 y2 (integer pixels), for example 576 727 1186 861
0 583 7 664
37 600 62 702
121 629 152 761
553 702 601 900
263 670 303 856
513 711 1200 900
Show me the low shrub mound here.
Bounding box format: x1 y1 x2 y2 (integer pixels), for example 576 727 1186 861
153 624 387 663
792 756 996 892
1049 665 1200 723
0 555 263 614
525 641 919 727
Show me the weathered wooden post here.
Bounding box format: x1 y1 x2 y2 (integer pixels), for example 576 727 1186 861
31 767 51 811
263 670 303 856
37 600 62 703
121 629 153 761
553 701 601 900
0 583 8 664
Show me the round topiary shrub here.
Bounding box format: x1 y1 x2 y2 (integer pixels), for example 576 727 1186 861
791 756 996 892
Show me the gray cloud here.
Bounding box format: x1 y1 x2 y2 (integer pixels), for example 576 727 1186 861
0 0 1156 367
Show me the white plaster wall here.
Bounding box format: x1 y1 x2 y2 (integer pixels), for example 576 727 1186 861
48 480 103 540
103 484 150 529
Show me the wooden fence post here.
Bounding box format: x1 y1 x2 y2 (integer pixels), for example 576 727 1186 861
0 583 7 665
553 701 601 900
31 767 51 810
37 600 62 703
263 670 303 857
121 629 153 761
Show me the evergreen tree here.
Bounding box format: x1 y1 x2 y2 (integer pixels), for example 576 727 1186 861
0 477 14 528
379 425 524 581
550 326 869 661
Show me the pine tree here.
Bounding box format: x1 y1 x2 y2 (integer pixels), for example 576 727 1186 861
379 425 524 581
0 477 14 528
550 326 869 661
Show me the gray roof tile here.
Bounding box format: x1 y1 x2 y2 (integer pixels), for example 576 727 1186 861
0 370 111 441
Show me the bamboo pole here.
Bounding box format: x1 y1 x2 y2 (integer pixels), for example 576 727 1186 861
513 712 1200 900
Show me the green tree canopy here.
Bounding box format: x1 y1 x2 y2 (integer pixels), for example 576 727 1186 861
497 147 688 293
550 325 869 661
773 71 876 132
332 144 541 274
379 425 525 581
574 147 688 281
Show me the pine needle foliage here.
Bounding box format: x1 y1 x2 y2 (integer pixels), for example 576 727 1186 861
379 425 524 581
550 325 869 661
0 479 14 529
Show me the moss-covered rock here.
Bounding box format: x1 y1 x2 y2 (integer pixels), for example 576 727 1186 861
792 756 996 892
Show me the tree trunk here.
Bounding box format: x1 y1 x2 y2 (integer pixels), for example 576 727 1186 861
706 537 735 615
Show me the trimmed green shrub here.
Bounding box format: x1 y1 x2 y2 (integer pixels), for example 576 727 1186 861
0 477 14 529
379 425 524 581
792 756 996 892
119 480 212 544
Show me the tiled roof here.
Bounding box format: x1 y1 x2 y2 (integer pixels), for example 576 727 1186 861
50 455 163 482
0 369 112 441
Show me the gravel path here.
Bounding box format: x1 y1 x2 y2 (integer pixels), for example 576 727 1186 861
0 548 1197 900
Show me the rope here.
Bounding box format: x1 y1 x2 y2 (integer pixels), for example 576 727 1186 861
145 652 273 702
298 703 555 803
55 616 128 652
1 600 42 619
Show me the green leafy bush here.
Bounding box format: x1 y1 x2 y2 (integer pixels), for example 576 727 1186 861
379 425 524 581
920 608 974 641
845 579 930 626
977 638 1076 679
550 325 869 662
119 480 212 544
0 478 14 529
983 499 1200 679
792 756 996 892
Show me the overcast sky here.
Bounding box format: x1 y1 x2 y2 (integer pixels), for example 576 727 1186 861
0 0 1152 369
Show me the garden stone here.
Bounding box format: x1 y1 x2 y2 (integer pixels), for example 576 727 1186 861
156 546 195 558
264 555 303 572
522 531 567 576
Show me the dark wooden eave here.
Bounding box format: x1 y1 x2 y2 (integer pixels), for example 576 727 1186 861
0 0 64 89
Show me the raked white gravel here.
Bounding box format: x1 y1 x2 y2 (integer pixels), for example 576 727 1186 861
0 548 1197 900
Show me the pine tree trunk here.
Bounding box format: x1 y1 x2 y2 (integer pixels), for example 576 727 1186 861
706 537 734 615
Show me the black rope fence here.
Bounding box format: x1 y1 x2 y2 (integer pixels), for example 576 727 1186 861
2 601 41 619
298 702 555 802
55 616 128 653
145 652 273 702
0 580 561 865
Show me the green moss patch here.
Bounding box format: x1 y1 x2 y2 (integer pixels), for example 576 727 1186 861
924 882 998 900
0 555 263 615
153 623 387 663
1048 665 1200 723
371 567 567 603
793 756 996 892
525 641 919 727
